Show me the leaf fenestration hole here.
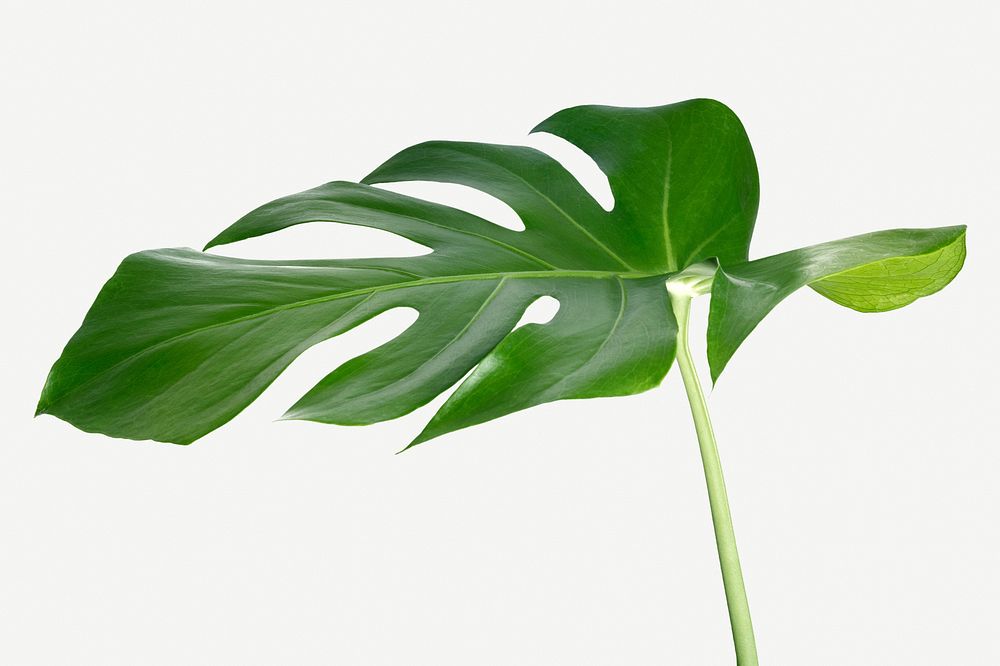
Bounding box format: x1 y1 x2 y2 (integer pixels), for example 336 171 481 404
206 220 430 260
243 306 421 420
513 295 560 329
374 181 526 231
527 133 614 212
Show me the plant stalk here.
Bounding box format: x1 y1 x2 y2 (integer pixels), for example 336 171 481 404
669 289 758 666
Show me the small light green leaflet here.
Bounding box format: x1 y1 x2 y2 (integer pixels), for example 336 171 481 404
707 225 967 381
37 99 966 447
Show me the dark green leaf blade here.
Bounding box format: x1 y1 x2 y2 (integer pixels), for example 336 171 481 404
281 278 533 425
706 226 967 381
531 99 759 271
36 253 674 444
36 249 407 443
361 141 636 271
411 276 675 447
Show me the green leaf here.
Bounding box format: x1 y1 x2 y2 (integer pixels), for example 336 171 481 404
37 99 965 446
706 226 967 381
531 99 759 271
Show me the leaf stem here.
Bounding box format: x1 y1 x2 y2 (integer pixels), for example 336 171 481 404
669 288 758 666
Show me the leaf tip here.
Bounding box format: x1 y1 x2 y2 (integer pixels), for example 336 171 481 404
707 350 731 387
709 371 722 389
34 388 53 417
398 435 427 454
202 234 226 252
399 423 446 453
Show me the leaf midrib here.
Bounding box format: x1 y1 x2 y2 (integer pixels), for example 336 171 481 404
253 268 657 321
661 142 677 271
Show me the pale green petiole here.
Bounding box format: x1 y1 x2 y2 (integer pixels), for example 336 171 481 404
668 264 758 666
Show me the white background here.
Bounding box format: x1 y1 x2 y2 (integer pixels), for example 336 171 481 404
2 1 998 664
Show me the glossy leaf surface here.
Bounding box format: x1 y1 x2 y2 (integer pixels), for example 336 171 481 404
38 100 966 445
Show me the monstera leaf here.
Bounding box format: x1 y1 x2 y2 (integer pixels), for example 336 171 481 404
37 99 966 445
